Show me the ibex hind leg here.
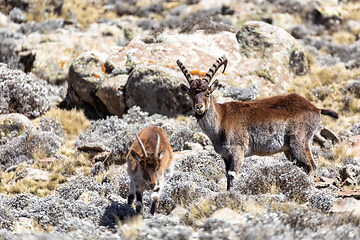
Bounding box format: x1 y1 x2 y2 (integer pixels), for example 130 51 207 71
224 148 244 190
289 142 316 178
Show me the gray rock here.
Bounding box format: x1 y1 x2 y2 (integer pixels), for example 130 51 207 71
339 164 358 185
210 207 246 227
9 7 26 24
125 67 191 117
222 86 258 101
320 126 339 143
331 198 360 218
0 113 35 142
24 168 50 182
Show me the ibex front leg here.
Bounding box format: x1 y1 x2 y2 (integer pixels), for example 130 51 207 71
224 147 244 190
135 191 143 214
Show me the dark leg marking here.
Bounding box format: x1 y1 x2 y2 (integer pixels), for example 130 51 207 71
127 193 135 205
135 191 142 214
224 156 235 190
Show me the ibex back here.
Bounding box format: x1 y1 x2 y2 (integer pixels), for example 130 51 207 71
177 56 338 190
126 127 173 215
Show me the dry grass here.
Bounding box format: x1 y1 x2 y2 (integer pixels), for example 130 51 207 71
0 108 93 197
0 152 92 197
241 198 266 216
188 201 214 224
119 216 146 240
27 0 117 27
289 50 360 135
41 108 91 141
332 140 356 164
343 2 360 21
39 108 91 156
332 31 356 45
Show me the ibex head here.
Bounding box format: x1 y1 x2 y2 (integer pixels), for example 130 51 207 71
130 133 166 190
177 56 227 115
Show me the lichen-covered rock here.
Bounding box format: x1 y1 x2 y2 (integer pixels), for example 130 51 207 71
68 50 131 118
0 113 35 144
236 21 308 87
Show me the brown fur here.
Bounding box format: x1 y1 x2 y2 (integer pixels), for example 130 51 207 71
126 127 173 215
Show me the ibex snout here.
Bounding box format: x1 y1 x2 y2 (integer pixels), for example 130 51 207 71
195 103 204 111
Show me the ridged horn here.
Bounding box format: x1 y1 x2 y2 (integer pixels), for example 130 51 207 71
203 56 227 83
154 133 160 157
136 135 148 158
177 60 193 84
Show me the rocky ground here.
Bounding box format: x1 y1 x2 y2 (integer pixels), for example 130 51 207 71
1 0 360 239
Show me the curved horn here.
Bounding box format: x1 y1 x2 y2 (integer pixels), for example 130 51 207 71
154 133 161 157
177 60 193 84
136 135 148 158
203 56 227 83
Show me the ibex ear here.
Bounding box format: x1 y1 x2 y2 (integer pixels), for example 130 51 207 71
158 148 166 159
180 83 189 93
130 150 141 162
210 79 219 93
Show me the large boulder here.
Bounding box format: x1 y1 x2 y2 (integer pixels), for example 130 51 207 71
236 21 308 89
68 50 130 119
68 25 308 118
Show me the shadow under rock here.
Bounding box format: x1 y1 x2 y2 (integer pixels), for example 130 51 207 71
99 200 136 229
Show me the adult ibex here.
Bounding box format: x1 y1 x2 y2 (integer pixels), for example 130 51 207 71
126 127 173 215
177 56 338 190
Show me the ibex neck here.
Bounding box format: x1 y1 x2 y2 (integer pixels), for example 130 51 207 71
197 97 222 143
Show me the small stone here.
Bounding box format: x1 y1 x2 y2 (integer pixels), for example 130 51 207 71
339 165 356 184
14 217 33 233
320 126 339 143
78 142 110 152
331 197 360 214
170 205 187 221
210 208 246 227
25 168 50 182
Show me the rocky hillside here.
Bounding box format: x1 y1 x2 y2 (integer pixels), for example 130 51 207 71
1 0 360 239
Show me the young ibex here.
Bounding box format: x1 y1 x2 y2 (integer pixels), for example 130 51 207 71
177 56 339 190
126 126 173 215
